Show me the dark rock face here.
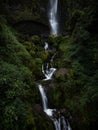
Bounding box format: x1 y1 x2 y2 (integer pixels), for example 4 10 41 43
0 0 66 35
13 20 50 36
0 0 50 35
55 68 68 77
1 0 68 36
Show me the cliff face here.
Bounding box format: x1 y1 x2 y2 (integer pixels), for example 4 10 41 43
1 0 98 35
0 0 68 35
0 0 49 35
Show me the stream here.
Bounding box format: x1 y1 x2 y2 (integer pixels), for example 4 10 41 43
37 43 71 130
37 0 71 129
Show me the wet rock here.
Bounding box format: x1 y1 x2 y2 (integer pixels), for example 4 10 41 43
52 108 72 121
14 20 49 35
55 68 68 77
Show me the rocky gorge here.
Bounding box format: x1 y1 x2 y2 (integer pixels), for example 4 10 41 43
0 0 98 130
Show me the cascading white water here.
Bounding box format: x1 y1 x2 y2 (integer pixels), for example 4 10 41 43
37 42 72 130
37 84 55 117
43 43 56 80
67 122 72 130
49 0 58 35
42 63 56 80
44 42 49 51
38 84 48 110
53 119 61 130
37 83 61 130
35 0 72 129
38 83 72 130
61 116 67 130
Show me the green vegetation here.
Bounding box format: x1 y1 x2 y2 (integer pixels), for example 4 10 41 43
0 0 98 130
0 17 53 130
48 1 98 129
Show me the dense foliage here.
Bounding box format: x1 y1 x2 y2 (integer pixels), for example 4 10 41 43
0 0 98 130
48 1 98 129
0 17 53 130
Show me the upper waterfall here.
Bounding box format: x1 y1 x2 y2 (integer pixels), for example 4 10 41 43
49 0 59 35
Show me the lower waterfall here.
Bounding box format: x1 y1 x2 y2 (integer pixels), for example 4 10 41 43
37 43 72 130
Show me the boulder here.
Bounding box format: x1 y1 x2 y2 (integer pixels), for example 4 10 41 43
55 68 68 77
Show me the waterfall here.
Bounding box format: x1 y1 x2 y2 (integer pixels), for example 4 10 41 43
38 84 48 110
53 119 61 130
49 0 59 35
42 63 56 80
36 2 72 129
61 116 67 130
37 42 72 130
44 42 49 51
37 84 55 116
67 122 72 130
